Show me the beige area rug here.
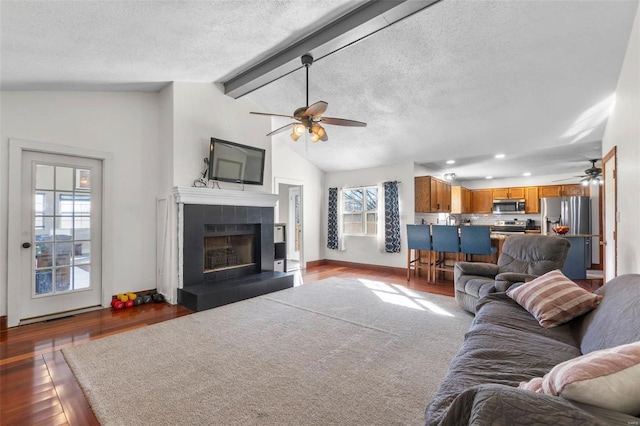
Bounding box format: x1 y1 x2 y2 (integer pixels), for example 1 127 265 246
62 278 473 425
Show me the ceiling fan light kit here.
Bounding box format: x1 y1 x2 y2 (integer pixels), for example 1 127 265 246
250 54 366 143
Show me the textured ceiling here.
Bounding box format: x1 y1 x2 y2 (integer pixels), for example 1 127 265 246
2 0 638 182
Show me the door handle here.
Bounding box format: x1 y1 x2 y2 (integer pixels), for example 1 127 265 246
22 242 32 248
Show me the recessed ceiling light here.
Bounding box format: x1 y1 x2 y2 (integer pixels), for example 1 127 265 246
446 160 455 164
495 154 505 159
523 172 531 176
486 176 493 179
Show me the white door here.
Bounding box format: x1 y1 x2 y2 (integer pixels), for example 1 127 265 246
288 186 302 263
603 152 617 281
20 151 103 320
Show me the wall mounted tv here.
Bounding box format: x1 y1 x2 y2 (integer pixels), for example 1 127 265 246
208 138 265 185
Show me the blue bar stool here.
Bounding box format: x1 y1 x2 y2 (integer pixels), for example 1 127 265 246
431 225 461 282
406 225 432 282
460 226 498 263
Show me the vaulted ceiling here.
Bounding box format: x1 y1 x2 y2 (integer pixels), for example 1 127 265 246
2 0 638 181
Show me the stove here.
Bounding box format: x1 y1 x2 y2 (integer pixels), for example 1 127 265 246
492 220 526 234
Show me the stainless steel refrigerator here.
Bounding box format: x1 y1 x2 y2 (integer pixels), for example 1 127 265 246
540 196 591 267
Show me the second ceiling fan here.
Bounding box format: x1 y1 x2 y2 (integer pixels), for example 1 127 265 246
250 54 366 142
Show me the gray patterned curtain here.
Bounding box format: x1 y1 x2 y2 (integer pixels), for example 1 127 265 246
327 187 339 250
384 181 401 253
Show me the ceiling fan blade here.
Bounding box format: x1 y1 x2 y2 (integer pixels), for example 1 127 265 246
320 117 367 127
266 123 295 137
304 101 328 118
250 111 296 119
552 177 582 183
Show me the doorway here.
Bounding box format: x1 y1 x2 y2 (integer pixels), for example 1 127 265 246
276 180 303 271
7 139 113 327
21 152 103 320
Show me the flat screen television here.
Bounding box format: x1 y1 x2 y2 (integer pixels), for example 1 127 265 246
208 138 265 185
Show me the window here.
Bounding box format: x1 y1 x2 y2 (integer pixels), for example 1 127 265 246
342 187 378 235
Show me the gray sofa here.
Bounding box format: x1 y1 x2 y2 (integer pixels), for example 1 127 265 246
454 234 571 313
425 274 640 425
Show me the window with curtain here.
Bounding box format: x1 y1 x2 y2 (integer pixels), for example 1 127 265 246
342 186 378 236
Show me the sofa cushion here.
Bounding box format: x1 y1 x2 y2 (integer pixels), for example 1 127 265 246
519 341 640 416
574 273 640 354
506 270 601 328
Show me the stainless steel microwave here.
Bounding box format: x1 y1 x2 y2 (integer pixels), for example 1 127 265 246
492 199 526 214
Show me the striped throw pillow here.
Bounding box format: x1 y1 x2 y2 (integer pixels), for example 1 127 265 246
506 269 602 328
519 341 640 415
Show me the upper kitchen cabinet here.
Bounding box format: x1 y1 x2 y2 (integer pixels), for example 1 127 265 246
471 189 493 214
561 184 590 197
539 184 590 198
539 185 562 198
415 176 451 213
451 186 472 214
525 186 540 214
492 187 525 200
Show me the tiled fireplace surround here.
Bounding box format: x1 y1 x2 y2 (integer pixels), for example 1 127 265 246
171 187 293 312
182 204 275 287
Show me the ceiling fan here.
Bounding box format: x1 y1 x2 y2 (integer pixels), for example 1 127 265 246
250 54 366 142
554 159 603 186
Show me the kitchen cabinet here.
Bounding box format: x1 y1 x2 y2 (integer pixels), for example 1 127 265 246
525 186 540 214
538 184 589 198
561 184 589 197
493 187 525 200
451 186 472 214
471 189 493 214
415 176 451 213
492 188 510 200
539 185 562 198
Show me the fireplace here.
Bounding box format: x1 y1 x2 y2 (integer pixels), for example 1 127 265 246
182 204 274 286
171 188 293 313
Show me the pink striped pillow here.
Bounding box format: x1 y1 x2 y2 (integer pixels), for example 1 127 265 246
506 269 601 328
519 341 640 415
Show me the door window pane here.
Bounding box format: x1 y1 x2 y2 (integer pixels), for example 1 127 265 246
35 242 53 269
56 192 75 216
55 267 72 292
55 166 74 191
74 241 91 265
35 165 54 190
35 270 53 295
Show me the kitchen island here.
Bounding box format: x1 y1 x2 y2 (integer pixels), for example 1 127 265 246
554 234 598 280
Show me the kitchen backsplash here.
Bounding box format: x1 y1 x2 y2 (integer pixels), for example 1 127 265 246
414 212 541 226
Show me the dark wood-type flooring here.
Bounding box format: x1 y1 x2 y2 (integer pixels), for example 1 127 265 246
0 264 602 425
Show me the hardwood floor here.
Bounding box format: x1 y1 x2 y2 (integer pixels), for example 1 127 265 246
0 264 600 425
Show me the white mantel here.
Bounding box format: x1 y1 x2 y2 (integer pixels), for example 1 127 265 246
173 186 278 207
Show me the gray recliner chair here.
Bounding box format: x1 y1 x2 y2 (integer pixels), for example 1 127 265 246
454 234 571 313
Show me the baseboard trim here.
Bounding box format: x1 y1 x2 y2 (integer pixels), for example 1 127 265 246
0 315 6 330
305 259 327 268
310 259 406 276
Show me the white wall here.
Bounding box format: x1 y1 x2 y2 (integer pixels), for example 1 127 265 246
171 82 272 192
0 91 161 316
271 139 324 264
323 162 415 269
602 5 640 275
